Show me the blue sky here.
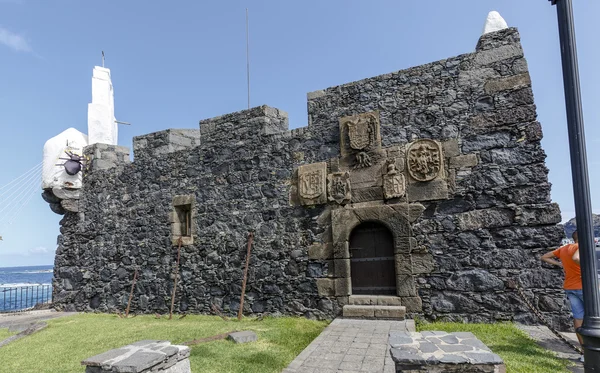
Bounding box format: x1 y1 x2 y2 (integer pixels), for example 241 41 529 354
0 0 598 267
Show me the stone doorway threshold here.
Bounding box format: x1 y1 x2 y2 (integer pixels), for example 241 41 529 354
282 318 415 373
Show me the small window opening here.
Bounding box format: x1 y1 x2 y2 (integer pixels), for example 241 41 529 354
176 204 192 237
171 195 195 246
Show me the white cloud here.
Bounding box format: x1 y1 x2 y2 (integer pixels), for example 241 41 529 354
0 26 32 53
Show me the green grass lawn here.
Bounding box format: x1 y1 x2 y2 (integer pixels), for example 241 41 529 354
0 313 327 373
0 327 14 340
417 321 573 373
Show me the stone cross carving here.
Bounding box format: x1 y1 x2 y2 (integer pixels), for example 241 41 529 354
407 140 442 182
298 162 327 205
327 172 352 205
383 162 406 199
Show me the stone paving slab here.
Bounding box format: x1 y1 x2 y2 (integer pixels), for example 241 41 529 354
516 324 582 373
282 318 415 373
0 310 78 330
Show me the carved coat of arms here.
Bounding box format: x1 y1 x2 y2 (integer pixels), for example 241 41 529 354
297 162 327 205
383 162 406 199
345 113 378 151
299 170 323 198
407 140 442 182
327 172 351 205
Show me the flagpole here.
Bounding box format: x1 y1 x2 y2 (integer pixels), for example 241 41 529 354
246 8 250 110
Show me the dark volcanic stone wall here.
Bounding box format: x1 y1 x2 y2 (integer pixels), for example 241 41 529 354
53 28 569 329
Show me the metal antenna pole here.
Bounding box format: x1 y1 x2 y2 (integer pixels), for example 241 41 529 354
549 0 600 370
102 51 105 68
246 8 250 110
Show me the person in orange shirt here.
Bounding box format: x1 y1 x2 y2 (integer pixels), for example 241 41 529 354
541 231 583 353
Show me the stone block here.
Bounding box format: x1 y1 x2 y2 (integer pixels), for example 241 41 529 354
227 331 258 344
442 139 460 158
308 243 333 260
377 296 402 306
331 209 360 243
342 305 374 318
333 241 350 259
349 163 384 189
349 295 377 305
411 253 435 274
374 305 405 319
484 73 531 94
395 254 412 275
351 187 384 203
335 277 352 296
390 203 426 223
82 340 191 373
449 154 479 169
407 179 448 202
396 276 417 297
474 44 523 66
515 203 562 226
316 278 335 296
401 297 423 313
334 259 351 278
455 208 514 231
394 237 415 254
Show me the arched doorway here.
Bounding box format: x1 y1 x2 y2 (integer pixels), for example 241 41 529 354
349 222 396 295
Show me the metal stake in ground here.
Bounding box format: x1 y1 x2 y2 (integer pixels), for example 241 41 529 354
169 238 183 320
125 269 138 318
238 231 254 321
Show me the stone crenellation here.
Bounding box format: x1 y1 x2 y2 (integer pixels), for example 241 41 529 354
52 27 570 329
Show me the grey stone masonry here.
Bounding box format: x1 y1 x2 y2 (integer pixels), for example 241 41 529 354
52 26 569 329
389 331 505 373
81 340 191 373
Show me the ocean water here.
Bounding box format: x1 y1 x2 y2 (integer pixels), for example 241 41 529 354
0 265 54 287
0 265 53 312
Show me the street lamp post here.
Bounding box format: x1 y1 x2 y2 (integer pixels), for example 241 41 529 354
549 0 600 370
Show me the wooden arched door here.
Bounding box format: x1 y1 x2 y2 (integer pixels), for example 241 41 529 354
349 222 396 295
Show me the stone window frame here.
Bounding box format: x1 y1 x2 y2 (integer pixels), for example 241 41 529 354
171 195 195 246
330 204 427 309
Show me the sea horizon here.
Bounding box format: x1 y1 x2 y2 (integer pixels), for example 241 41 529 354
0 264 54 287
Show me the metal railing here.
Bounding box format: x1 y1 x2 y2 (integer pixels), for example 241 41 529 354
0 285 52 313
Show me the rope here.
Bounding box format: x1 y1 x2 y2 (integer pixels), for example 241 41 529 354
0 178 41 229
514 280 583 354
0 162 43 196
0 169 42 218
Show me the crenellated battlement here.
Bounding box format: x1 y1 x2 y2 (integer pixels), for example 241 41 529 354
133 129 200 160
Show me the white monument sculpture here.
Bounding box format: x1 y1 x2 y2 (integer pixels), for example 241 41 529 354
41 64 118 212
87 66 117 146
482 11 509 35
42 128 88 190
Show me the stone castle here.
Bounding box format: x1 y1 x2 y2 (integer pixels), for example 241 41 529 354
44 19 570 328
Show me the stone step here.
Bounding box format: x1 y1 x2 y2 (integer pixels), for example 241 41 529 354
343 305 406 320
349 295 402 306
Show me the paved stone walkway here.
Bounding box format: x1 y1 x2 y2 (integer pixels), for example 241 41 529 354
517 324 583 373
0 310 77 332
283 318 415 373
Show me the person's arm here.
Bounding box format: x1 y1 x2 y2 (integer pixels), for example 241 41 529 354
541 251 562 267
572 249 580 265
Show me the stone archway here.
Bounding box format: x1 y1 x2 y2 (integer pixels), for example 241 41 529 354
349 222 396 295
328 203 430 313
